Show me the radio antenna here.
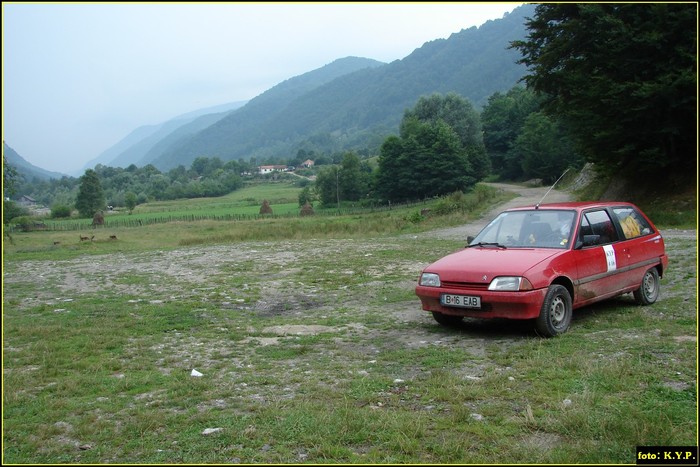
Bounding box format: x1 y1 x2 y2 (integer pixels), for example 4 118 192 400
535 168 570 209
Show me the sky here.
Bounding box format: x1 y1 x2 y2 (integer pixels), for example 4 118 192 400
3 2 523 175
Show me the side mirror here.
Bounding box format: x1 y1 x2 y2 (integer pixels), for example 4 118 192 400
466 235 475 245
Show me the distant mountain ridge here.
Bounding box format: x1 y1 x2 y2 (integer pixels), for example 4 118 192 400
82 100 249 172
4 141 65 182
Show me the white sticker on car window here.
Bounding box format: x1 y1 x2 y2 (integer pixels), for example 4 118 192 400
603 244 617 271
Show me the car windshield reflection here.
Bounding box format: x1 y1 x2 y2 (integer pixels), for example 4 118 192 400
470 210 575 249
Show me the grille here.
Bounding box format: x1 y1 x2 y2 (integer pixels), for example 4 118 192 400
440 281 489 291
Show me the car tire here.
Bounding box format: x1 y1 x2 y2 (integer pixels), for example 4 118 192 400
633 267 660 305
432 312 464 326
535 284 572 337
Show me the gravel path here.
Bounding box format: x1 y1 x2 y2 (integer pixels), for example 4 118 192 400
424 182 694 241
424 182 573 240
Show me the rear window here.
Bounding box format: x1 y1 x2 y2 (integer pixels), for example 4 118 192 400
612 207 653 239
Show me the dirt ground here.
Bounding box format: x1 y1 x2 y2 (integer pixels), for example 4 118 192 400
4 182 694 342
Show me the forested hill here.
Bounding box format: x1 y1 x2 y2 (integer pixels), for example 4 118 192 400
151 4 536 171
144 56 386 170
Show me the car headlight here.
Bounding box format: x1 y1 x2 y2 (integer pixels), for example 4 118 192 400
419 273 441 287
488 276 533 291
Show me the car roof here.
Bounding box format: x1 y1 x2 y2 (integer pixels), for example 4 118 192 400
505 201 638 212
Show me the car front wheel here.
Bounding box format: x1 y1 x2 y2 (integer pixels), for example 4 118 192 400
633 267 660 305
432 312 464 326
535 284 572 337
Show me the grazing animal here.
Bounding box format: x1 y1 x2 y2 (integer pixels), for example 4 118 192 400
79 235 90 241
53 241 61 245
109 235 117 240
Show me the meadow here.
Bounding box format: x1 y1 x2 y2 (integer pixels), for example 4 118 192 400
2 182 697 464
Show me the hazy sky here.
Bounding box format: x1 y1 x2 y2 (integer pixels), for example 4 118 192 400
3 2 523 175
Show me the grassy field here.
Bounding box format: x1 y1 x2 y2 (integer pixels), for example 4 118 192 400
2 183 697 464
29 181 472 232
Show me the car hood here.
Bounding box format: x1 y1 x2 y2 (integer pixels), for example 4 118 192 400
423 247 561 283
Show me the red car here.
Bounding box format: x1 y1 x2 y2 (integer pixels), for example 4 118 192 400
415 202 668 336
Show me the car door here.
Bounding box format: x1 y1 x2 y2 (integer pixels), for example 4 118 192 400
572 209 624 306
610 206 664 288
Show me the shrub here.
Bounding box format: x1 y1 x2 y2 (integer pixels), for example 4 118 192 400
472 183 496 203
51 204 72 218
3 200 27 225
433 191 466 216
406 211 424 224
11 216 34 232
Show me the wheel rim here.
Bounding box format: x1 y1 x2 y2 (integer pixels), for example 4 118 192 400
550 296 567 327
643 272 658 300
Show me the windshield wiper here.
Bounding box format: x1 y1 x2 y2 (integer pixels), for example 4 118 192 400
467 242 507 249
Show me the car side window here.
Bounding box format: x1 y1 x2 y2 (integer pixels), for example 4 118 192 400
612 207 653 239
579 210 619 245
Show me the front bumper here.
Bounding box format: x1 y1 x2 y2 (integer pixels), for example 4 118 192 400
415 285 548 320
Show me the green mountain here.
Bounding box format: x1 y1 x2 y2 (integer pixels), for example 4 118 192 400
3 141 65 182
92 57 384 172
150 4 535 170
133 109 240 168
148 56 386 170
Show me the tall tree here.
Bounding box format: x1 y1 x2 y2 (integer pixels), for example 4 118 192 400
402 93 491 180
338 152 370 202
515 112 580 183
377 117 474 202
511 3 696 177
75 169 105 218
314 165 342 207
481 86 542 180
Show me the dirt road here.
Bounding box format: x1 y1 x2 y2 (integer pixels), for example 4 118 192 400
425 182 574 240
426 182 694 241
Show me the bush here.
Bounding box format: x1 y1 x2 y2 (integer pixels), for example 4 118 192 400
11 216 34 232
3 200 27 225
51 204 72 218
472 183 496 203
406 211 424 224
298 186 314 207
433 191 466 216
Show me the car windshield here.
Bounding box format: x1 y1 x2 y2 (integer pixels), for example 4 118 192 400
470 209 576 249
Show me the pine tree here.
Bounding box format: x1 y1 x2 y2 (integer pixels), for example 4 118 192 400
511 3 696 177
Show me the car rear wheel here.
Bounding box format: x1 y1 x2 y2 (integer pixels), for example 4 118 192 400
633 267 660 305
535 285 572 337
432 312 464 326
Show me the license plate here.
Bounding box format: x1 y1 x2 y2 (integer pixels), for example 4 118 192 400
441 294 481 309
